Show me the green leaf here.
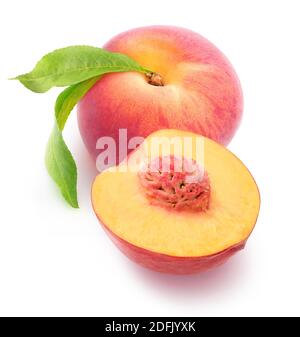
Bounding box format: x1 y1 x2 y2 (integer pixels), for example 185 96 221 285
45 122 79 208
12 45 154 208
12 46 150 93
55 76 100 130
46 76 101 207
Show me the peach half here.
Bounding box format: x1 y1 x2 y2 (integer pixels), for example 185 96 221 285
92 130 260 274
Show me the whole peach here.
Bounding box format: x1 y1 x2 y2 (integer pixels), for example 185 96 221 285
78 26 243 164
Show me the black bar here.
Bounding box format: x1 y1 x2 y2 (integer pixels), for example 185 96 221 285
0 317 298 335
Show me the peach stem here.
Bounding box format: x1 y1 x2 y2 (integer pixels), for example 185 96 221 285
145 72 164 86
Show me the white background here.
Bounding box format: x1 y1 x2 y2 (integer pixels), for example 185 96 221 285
1 0 300 317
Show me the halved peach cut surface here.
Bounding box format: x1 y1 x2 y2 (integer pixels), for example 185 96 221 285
92 129 260 273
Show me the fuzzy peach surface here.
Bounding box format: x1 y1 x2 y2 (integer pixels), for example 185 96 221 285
78 26 243 162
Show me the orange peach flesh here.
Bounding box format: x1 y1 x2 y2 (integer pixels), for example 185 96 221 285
92 130 260 261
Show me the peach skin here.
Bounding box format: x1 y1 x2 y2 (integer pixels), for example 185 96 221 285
78 26 243 164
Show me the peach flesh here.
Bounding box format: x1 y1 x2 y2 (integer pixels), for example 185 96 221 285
78 26 243 164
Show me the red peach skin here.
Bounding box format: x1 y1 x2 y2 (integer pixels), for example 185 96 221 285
101 220 246 274
78 26 243 163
